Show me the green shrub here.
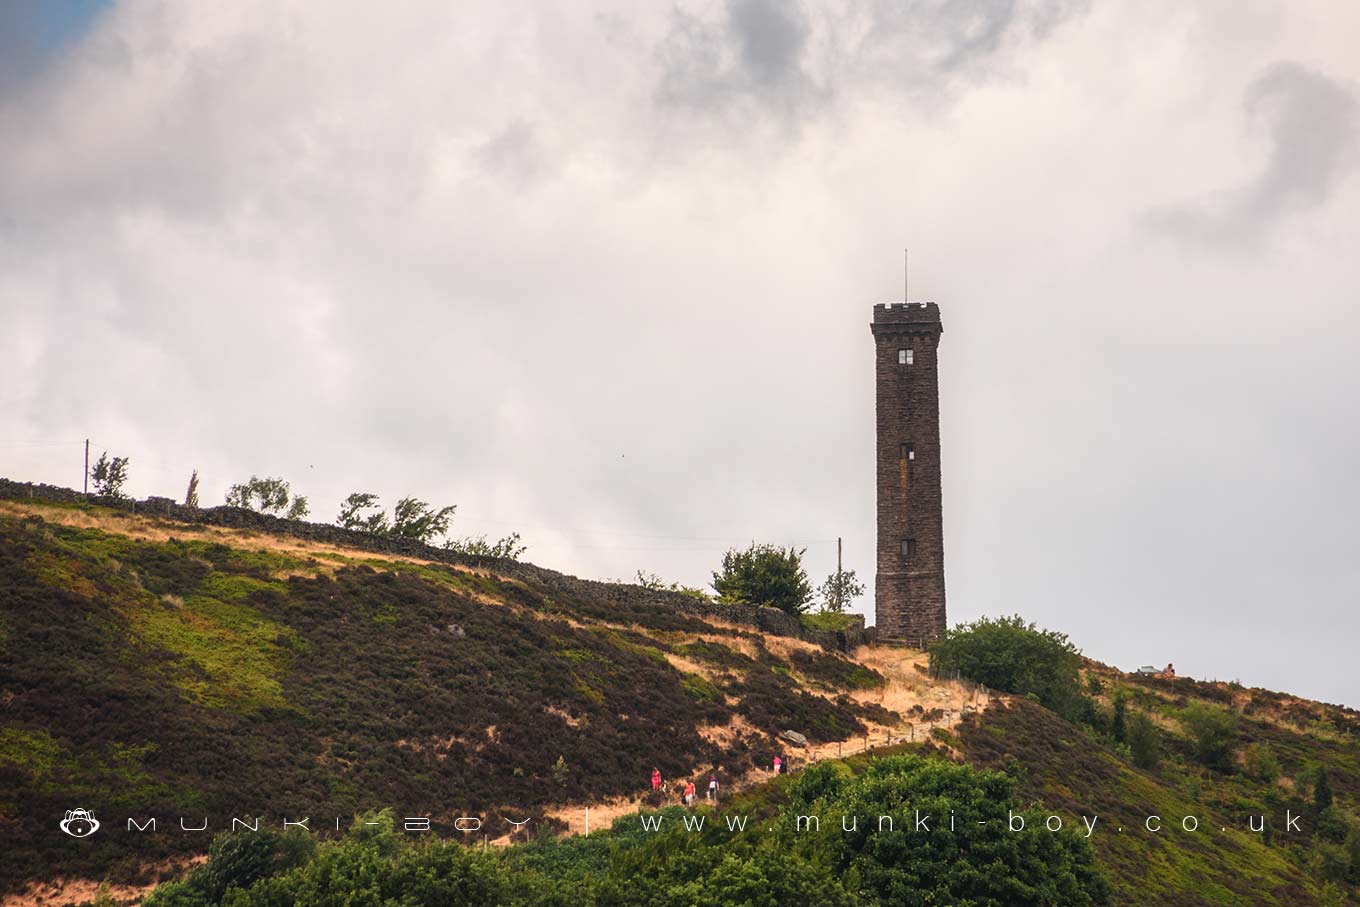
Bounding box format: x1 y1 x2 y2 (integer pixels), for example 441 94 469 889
928 615 1084 719
633 570 709 600
1110 689 1127 743
787 753 1109 906
1243 743 1280 783
711 543 812 616
1125 711 1161 770
144 754 1108 907
1314 766 1335 811
680 673 721 703
814 567 864 613
799 611 860 633
1177 703 1238 770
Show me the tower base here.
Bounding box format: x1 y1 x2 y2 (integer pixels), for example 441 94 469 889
874 571 946 649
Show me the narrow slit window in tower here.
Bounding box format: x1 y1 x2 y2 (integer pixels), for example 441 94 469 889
901 538 917 559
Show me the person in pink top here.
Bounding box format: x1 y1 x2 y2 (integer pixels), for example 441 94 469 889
651 768 662 791
772 755 782 774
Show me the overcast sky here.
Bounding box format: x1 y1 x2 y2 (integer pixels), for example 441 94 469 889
2 1 1358 706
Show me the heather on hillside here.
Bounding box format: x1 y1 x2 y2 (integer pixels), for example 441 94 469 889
957 692 1360 905
0 511 890 893
3 500 1360 905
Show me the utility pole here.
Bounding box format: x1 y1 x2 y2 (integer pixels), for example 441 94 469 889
83 439 89 495
835 536 843 611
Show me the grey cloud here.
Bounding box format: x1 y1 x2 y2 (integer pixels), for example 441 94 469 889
653 0 1087 126
0 2 46 91
656 0 822 122
476 120 550 186
728 0 810 88
855 0 1077 75
1142 61 1360 249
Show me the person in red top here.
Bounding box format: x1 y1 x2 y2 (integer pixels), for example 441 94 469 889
651 768 662 791
683 780 696 806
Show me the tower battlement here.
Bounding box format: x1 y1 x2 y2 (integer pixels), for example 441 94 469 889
870 300 947 645
871 301 942 324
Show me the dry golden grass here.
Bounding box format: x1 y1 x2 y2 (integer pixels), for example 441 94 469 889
663 652 718 678
2 856 206 907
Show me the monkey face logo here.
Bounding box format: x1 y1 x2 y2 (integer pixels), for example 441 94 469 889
60 808 100 838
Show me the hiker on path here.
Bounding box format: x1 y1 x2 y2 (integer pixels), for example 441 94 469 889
707 774 719 803
651 768 662 792
772 755 782 775
683 780 696 806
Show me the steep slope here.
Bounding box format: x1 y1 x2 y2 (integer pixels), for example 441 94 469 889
5 489 1357 906
953 668 1360 906
0 495 975 901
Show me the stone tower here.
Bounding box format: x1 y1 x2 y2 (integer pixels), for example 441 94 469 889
871 301 946 644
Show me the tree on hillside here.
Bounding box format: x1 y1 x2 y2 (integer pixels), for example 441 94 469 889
788 755 1110 906
336 492 390 534
1126 710 1161 769
1178 703 1238 770
1313 766 1335 812
335 493 459 544
712 543 812 616
183 470 200 508
1111 688 1128 743
90 451 129 498
225 476 309 520
389 497 455 542
816 567 865 614
928 615 1085 719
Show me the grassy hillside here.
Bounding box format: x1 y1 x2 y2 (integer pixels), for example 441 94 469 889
953 671 1360 905
3 494 1358 905
0 499 902 897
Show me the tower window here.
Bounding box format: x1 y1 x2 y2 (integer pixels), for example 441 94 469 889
897 349 913 365
899 443 915 461
901 538 918 559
